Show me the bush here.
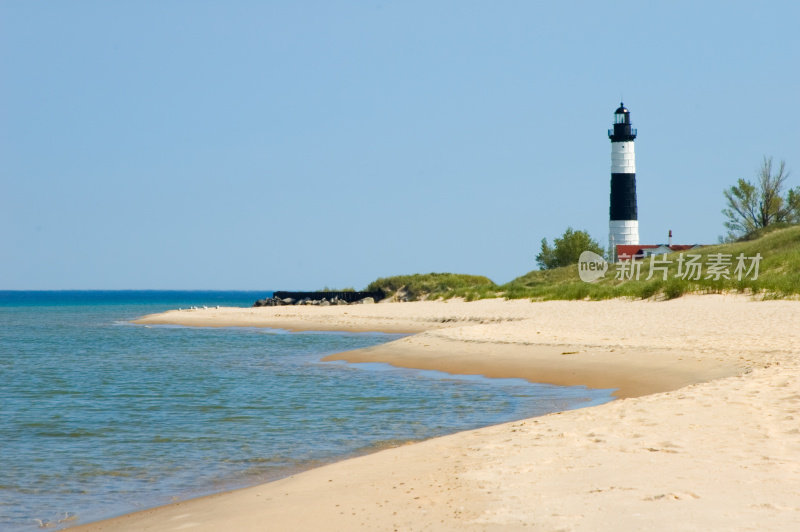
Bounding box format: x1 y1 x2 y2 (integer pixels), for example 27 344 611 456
537 227 604 270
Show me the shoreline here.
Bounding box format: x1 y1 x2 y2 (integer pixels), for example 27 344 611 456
74 296 800 531
323 339 737 399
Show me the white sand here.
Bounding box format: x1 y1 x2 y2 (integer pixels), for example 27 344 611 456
74 295 800 530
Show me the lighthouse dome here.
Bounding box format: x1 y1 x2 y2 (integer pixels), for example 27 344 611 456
613 102 632 125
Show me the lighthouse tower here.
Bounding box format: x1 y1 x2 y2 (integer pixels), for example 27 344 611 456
608 102 639 260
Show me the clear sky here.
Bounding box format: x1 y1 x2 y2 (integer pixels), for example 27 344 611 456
1 1 798 290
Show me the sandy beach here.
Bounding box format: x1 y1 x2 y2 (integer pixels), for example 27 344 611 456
74 295 800 530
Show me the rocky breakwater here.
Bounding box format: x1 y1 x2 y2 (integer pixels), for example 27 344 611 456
253 291 384 307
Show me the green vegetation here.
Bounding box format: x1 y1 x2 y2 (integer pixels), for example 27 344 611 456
511 225 800 300
365 225 800 301
366 273 497 301
536 227 604 269
722 156 799 242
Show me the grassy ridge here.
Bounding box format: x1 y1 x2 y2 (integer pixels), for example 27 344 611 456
366 273 497 301
505 224 800 300
366 225 800 301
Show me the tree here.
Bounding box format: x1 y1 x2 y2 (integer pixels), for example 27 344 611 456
537 227 604 270
722 157 799 240
787 187 800 224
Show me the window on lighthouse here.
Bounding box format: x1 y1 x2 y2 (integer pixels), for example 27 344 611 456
615 113 625 124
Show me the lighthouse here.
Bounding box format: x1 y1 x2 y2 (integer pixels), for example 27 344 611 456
608 102 639 260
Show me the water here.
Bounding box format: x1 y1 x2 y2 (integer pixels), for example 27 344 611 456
0 291 614 530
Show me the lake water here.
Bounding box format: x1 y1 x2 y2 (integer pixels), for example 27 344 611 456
0 291 613 530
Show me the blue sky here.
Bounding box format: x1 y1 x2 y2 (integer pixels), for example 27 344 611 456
1 1 798 289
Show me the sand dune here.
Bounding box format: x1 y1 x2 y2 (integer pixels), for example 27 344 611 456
75 295 800 530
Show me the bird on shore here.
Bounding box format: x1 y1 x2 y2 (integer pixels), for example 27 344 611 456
58 512 77 524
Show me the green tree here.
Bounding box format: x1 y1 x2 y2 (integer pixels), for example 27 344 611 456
536 227 604 270
722 157 799 241
787 187 800 224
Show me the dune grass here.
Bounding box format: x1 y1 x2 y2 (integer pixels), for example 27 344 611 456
366 273 497 301
366 225 800 301
504 224 800 300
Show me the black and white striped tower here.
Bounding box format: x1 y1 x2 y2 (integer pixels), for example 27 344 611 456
608 102 639 259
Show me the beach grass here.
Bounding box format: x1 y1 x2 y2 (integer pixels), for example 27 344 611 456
367 225 800 301
366 273 497 301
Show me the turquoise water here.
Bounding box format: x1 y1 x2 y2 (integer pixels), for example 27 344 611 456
0 291 613 530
